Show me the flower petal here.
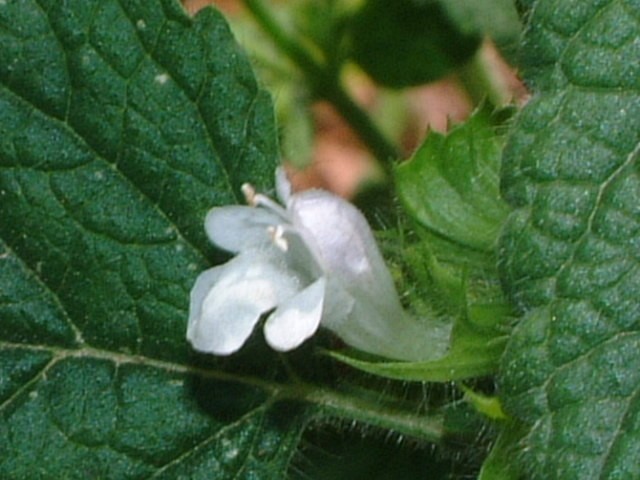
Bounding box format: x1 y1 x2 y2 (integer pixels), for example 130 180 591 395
289 190 401 309
204 206 284 253
316 277 356 330
337 302 432 361
263 277 326 351
279 226 324 280
187 251 302 355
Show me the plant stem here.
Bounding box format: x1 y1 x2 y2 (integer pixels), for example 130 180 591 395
241 0 400 170
321 81 400 172
279 384 444 442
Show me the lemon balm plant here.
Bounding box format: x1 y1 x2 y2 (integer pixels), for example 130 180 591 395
0 1 638 479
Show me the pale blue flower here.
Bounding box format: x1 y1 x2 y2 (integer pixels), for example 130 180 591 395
187 168 431 360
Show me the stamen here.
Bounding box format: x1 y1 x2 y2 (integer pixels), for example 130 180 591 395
267 225 288 252
241 183 257 206
241 183 289 218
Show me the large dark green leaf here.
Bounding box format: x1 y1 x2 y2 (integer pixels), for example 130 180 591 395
0 2 453 477
0 1 305 477
497 0 640 478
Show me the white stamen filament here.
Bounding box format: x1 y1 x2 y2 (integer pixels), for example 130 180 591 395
268 225 289 251
242 183 288 218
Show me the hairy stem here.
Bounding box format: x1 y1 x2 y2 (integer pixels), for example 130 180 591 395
278 384 443 442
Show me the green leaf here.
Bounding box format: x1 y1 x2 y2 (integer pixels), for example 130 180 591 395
497 0 640 478
460 385 507 421
347 0 480 88
0 2 454 476
0 1 308 477
329 303 509 382
335 116 515 382
478 422 528 480
396 107 511 252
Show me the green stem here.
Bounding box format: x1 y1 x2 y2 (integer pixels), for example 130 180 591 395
241 0 400 169
321 81 400 172
278 384 444 442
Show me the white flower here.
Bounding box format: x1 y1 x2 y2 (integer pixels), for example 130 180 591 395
187 168 431 361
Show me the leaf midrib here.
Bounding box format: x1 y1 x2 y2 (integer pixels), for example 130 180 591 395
0 340 445 443
541 139 640 302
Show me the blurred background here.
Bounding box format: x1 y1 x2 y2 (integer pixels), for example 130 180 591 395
182 0 527 199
